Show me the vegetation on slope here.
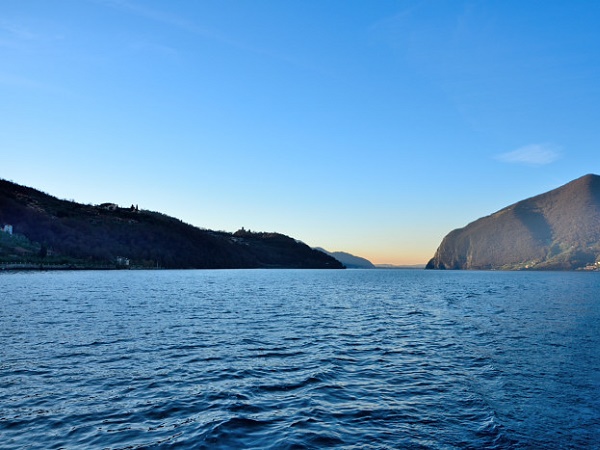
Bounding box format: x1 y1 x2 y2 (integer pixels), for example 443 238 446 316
0 179 343 270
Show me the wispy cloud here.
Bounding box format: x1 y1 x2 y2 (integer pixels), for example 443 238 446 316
495 144 561 166
94 0 262 49
0 17 65 51
93 0 325 73
0 19 37 49
94 0 208 35
0 19 37 40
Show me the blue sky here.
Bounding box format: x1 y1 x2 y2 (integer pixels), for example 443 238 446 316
2 1 600 264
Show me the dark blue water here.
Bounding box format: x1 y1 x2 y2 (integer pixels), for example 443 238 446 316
1 269 599 449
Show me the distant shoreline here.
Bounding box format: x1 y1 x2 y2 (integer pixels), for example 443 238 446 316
0 262 125 271
0 264 429 272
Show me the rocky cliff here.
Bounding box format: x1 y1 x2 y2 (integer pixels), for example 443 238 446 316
426 174 600 270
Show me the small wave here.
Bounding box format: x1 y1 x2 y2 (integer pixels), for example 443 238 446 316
475 414 522 449
2 269 598 449
257 373 328 393
199 416 277 448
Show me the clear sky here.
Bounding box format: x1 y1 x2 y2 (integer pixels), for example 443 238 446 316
2 1 600 265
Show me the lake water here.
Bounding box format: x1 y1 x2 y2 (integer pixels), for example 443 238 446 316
1 269 599 449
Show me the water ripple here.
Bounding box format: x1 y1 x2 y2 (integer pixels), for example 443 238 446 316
1 269 599 448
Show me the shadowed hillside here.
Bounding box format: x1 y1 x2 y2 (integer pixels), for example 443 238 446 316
426 174 600 270
314 248 376 269
0 179 343 270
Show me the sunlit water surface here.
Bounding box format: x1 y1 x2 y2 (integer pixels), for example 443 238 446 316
1 269 599 449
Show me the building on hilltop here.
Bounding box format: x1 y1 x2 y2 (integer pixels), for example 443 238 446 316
99 203 118 211
2 224 13 235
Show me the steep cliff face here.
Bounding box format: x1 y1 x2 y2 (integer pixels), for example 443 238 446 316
426 174 600 270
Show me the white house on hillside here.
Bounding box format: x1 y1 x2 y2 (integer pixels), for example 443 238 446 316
2 224 13 235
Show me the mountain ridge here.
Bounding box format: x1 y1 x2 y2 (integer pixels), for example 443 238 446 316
426 174 600 270
0 178 343 270
314 248 376 269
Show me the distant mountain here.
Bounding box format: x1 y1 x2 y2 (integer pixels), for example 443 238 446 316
375 264 426 269
0 179 343 270
315 248 376 269
427 174 600 270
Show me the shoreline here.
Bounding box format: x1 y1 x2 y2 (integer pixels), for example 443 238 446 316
0 262 127 271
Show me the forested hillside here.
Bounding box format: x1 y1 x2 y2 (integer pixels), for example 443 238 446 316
0 179 343 269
